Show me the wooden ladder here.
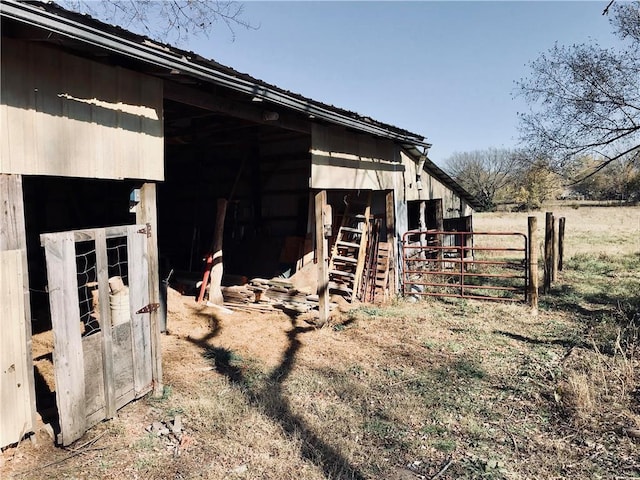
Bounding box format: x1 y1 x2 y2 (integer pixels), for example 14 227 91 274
328 194 371 302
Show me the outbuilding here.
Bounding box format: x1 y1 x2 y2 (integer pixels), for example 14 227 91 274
0 0 477 448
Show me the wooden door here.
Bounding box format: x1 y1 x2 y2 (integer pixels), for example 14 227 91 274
41 225 154 446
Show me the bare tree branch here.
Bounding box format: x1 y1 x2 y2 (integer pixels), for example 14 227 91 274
516 1 640 182
58 0 257 44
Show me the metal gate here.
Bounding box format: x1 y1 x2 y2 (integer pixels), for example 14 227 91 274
401 230 528 302
41 224 154 445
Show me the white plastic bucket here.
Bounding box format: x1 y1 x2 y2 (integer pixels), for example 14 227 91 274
109 292 130 326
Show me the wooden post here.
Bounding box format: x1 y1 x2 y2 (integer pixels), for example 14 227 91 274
136 183 163 397
552 215 559 282
314 190 329 325
208 198 228 306
0 174 36 443
528 216 539 314
434 199 444 263
418 200 427 251
42 232 87 445
558 217 566 271
386 191 396 294
543 212 553 293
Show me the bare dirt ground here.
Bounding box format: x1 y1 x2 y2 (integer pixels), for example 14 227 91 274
1 205 638 479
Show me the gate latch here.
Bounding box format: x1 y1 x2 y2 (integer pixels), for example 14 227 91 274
136 303 160 314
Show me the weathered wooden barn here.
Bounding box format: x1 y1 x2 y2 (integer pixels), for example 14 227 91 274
0 0 477 448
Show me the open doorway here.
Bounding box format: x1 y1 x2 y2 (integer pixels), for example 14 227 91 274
22 176 139 438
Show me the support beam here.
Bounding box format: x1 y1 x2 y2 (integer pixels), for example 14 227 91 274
418 200 427 251
164 82 312 135
386 190 396 295
136 183 163 397
208 198 228 305
314 190 329 325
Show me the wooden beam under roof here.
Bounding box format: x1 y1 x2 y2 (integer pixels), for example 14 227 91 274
164 81 312 135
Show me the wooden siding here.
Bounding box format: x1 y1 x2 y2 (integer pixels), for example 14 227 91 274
402 151 471 217
0 38 163 181
0 250 31 448
311 125 403 193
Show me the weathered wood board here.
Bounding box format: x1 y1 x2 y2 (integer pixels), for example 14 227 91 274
0 38 163 180
41 225 155 445
0 250 32 447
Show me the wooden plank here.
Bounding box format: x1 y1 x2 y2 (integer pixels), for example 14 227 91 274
111 322 135 408
40 225 131 246
94 229 116 418
314 190 329 325
0 250 30 447
352 194 371 302
385 190 396 294
136 183 163 396
1 38 163 181
126 225 153 396
82 332 106 420
0 174 36 442
43 231 87 446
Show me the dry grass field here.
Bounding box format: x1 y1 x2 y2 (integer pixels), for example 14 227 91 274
1 205 638 480
474 204 640 257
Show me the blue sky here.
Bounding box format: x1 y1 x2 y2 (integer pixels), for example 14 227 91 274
186 1 621 166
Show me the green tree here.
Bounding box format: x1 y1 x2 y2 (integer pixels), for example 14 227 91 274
572 155 640 201
512 157 562 210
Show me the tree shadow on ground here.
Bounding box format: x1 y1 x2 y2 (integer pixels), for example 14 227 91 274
188 311 367 479
493 330 591 351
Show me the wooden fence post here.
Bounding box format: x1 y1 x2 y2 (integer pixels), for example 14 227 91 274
544 212 554 293
314 190 329 325
528 216 538 313
552 215 559 282
558 217 566 271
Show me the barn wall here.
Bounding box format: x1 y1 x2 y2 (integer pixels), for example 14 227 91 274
310 124 404 196
0 38 163 181
402 151 470 217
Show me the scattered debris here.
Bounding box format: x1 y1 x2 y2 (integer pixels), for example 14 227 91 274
231 463 248 475
212 277 337 318
145 416 190 457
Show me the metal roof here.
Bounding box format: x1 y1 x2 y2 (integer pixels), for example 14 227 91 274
1 0 480 208
1 0 431 148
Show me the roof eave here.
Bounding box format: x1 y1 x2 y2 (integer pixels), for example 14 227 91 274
1 0 431 148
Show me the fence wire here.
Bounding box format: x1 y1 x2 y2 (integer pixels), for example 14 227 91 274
75 236 129 337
